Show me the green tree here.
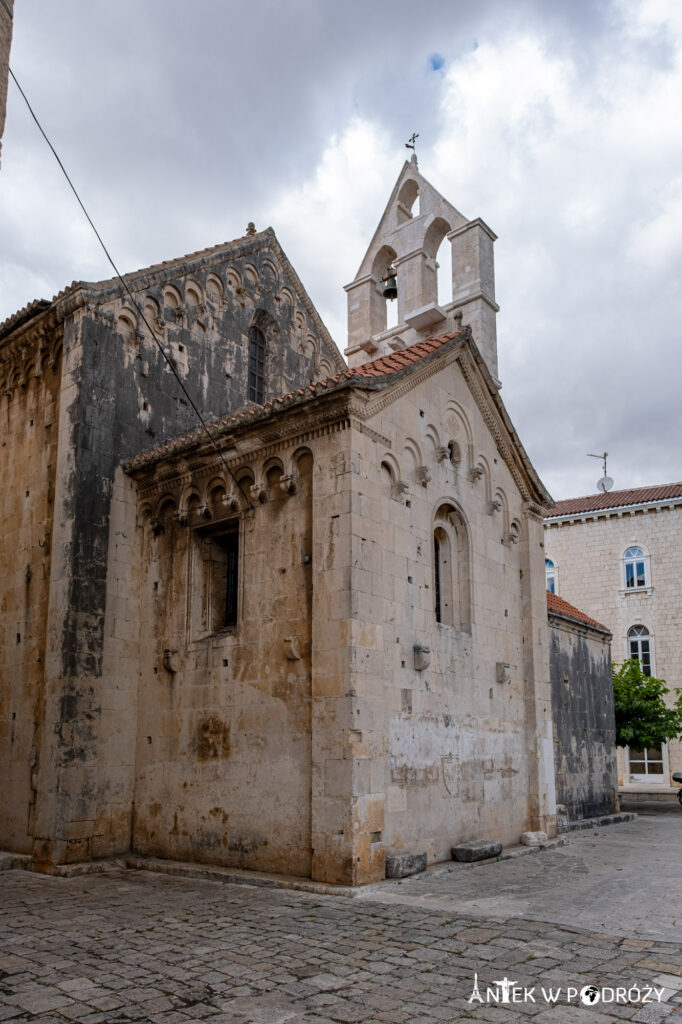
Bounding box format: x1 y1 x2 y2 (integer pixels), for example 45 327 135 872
612 659 682 748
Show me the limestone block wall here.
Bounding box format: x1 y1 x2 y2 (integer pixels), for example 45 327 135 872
2 236 341 868
129 423 359 881
548 615 617 820
346 359 555 863
0 333 61 853
545 506 682 788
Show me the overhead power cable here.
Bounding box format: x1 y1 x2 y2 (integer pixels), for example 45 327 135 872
8 66 254 509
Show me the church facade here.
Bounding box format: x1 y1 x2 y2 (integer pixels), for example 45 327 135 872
0 162 559 883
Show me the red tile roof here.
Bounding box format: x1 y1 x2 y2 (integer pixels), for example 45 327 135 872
348 332 459 377
547 590 609 632
126 329 465 471
546 482 682 518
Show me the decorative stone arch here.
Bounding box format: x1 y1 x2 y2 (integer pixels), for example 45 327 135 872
403 437 423 472
396 177 420 222
243 264 260 290
176 485 200 524
290 445 314 474
425 423 442 454
204 474 228 506
206 273 224 307
163 284 183 324
117 309 138 344
261 258 279 292
444 400 474 453
185 280 203 308
433 500 471 632
225 267 242 293
155 494 178 529
279 287 294 309
491 485 508 524
319 358 333 379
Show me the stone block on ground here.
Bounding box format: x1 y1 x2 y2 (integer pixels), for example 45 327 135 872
451 839 502 862
385 852 426 878
520 830 548 847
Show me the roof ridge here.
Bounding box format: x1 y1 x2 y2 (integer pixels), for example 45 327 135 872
546 481 682 517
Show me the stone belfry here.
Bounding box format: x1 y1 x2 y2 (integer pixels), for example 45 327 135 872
344 155 500 384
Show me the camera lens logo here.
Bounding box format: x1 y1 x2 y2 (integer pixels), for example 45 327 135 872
580 986 600 1005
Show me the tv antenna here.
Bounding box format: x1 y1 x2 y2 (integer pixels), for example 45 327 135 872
587 451 613 493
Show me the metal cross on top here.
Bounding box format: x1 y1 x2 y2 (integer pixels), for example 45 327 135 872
405 132 419 151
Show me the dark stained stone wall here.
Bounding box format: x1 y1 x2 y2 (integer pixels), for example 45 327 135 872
549 615 618 821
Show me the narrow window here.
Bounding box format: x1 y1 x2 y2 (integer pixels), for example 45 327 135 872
248 326 266 403
628 624 651 676
624 546 647 589
434 534 442 623
206 523 239 631
433 526 454 626
545 558 556 594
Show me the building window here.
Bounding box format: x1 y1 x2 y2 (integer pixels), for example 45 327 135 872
248 326 266 403
628 624 652 676
545 558 557 594
434 530 453 625
624 546 647 589
628 745 664 781
197 521 240 633
433 504 471 631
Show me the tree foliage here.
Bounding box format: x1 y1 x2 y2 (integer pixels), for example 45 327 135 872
612 659 682 749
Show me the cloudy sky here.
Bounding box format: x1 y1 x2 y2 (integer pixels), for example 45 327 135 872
2 0 681 500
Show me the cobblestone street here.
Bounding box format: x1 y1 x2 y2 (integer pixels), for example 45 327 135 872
1 817 680 1024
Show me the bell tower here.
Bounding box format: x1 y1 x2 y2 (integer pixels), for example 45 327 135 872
344 156 500 384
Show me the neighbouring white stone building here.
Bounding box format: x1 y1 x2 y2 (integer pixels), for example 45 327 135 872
544 484 682 804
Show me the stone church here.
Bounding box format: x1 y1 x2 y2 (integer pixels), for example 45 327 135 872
0 159 560 884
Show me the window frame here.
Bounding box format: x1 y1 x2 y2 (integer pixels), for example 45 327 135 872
432 504 471 633
621 545 652 595
625 742 669 784
248 325 266 404
192 517 241 638
545 557 557 595
627 623 653 677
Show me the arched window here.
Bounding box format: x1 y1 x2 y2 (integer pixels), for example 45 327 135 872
433 504 471 631
628 624 652 676
624 546 647 590
545 558 557 594
248 326 266 403
434 529 453 625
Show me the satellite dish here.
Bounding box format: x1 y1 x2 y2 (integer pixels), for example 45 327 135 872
597 476 614 493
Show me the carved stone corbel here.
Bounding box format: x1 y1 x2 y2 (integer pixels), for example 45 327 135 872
279 475 298 495
283 636 301 661
416 466 431 486
250 483 267 504
163 649 179 674
487 499 502 515
469 464 484 483
436 446 449 462
391 480 409 500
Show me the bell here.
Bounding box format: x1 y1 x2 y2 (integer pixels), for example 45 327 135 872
382 268 398 301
